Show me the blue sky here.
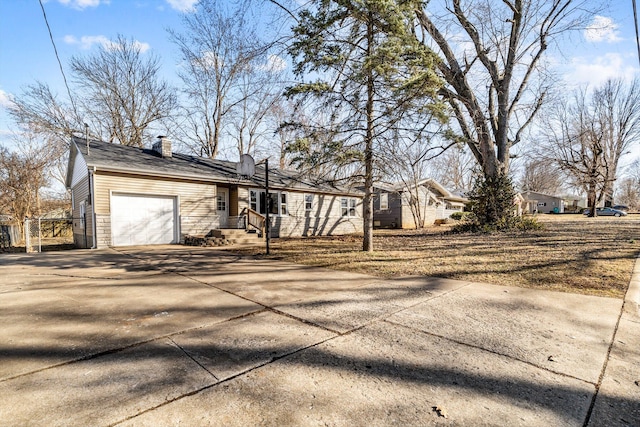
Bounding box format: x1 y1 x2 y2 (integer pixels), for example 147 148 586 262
0 0 639 151
0 0 197 145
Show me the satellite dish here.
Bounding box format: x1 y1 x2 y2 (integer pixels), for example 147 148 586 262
237 154 256 177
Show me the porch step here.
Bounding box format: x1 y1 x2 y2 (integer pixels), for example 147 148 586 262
184 228 263 248
208 229 262 240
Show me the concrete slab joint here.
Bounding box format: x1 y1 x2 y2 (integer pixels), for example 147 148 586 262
623 255 640 317
0 246 638 426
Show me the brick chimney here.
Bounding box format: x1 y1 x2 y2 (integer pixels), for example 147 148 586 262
153 135 172 158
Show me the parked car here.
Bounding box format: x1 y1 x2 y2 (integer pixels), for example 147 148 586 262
612 205 629 211
583 207 627 217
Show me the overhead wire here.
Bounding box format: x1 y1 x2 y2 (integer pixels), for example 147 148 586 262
633 0 640 68
38 0 82 127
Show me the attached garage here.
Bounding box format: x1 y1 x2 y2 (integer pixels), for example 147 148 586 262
111 193 178 246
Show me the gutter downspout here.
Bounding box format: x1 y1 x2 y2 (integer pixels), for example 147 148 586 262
89 166 97 249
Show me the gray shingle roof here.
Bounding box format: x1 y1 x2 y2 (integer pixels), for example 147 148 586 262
70 137 362 196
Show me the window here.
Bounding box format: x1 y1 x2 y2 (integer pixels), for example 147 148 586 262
217 195 226 211
79 200 86 228
305 194 313 211
268 193 278 215
250 190 258 212
280 193 288 216
342 198 357 217
379 193 388 210
251 189 287 216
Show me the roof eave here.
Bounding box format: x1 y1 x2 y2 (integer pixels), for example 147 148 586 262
65 140 79 189
88 163 251 184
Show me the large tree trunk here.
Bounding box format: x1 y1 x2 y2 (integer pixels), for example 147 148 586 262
586 183 597 217
362 15 375 252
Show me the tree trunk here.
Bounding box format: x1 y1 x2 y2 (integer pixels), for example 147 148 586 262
362 15 375 253
587 183 597 217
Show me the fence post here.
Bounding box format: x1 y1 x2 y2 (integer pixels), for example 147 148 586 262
24 218 31 253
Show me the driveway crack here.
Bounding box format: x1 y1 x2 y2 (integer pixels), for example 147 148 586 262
167 337 219 381
384 318 597 387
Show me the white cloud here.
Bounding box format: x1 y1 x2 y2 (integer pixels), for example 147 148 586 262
165 0 198 12
64 34 111 50
584 16 622 43
264 54 287 73
131 41 151 53
0 89 14 109
564 53 637 87
56 0 108 10
64 35 150 53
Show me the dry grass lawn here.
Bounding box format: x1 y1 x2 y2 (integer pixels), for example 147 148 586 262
239 215 640 298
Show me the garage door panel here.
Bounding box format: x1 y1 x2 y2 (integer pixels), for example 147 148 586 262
111 194 177 246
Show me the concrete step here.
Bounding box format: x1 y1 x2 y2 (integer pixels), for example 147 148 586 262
229 237 264 244
208 229 263 243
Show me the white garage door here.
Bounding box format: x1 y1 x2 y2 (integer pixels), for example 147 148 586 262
111 194 177 246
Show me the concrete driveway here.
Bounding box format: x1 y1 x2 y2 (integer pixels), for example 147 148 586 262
0 246 637 426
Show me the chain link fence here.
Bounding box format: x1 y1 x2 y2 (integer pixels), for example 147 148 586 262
23 218 74 253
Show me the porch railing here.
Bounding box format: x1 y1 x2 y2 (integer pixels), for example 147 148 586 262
241 208 266 237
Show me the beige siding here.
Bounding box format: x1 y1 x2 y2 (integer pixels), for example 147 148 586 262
270 190 363 237
234 187 363 237
70 177 94 248
400 187 435 229
236 187 250 211
95 213 110 248
92 172 217 247
86 170 362 245
71 153 88 188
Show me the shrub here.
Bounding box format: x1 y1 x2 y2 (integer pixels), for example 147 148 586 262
450 213 543 233
515 216 544 231
449 211 471 221
466 170 518 229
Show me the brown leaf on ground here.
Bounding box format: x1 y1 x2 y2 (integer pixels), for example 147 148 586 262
433 405 448 418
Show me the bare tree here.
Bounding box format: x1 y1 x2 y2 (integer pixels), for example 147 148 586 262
379 119 459 229
616 178 640 211
428 143 475 192
226 60 286 160
541 78 640 215
169 0 273 159
8 83 77 185
616 160 640 211
0 133 56 234
592 78 640 206
70 35 177 147
382 135 434 229
518 157 564 195
9 34 176 191
270 99 298 169
542 90 610 217
414 0 599 224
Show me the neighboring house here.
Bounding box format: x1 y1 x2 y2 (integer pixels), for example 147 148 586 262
521 191 565 214
372 179 468 229
562 196 589 213
65 136 363 248
513 193 525 216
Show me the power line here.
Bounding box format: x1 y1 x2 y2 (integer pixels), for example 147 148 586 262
38 0 81 127
633 0 640 68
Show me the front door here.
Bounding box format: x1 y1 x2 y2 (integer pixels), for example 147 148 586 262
217 188 229 227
